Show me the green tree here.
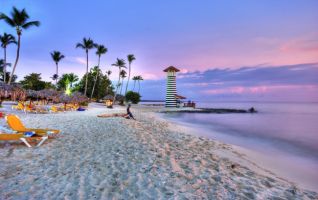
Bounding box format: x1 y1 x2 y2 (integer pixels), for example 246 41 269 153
136 75 143 93
76 37 97 96
57 73 79 90
125 54 135 95
0 7 40 85
67 73 79 88
111 58 126 103
120 69 127 95
0 59 17 83
0 33 16 83
132 76 138 91
91 44 107 99
76 67 112 100
125 91 141 104
50 51 65 84
20 73 47 90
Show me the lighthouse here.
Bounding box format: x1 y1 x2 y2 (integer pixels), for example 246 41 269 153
163 66 180 107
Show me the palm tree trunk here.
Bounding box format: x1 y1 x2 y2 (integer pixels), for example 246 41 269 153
84 50 89 96
8 34 21 85
138 80 141 93
133 80 136 91
3 47 7 83
120 78 124 95
91 55 101 99
56 62 58 85
125 63 131 95
113 67 121 103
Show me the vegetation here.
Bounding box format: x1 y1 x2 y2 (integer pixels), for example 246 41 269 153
75 66 112 100
125 54 135 95
0 59 17 83
76 37 97 96
0 33 16 83
112 58 126 102
125 91 141 104
20 73 54 90
50 51 65 84
91 44 107 99
132 75 143 93
57 73 79 91
119 69 127 95
1 6 142 105
0 7 40 85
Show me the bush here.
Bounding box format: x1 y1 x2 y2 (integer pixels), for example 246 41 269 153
125 91 141 104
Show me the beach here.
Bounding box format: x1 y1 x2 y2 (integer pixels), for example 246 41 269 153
0 103 317 199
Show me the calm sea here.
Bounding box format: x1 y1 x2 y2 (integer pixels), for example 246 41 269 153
159 101 318 191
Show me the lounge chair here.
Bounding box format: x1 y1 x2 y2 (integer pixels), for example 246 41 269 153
0 133 48 147
5 114 60 138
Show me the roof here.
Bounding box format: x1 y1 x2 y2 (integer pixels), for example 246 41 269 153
175 94 186 99
163 66 180 72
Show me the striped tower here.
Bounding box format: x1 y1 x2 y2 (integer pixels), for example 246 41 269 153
163 66 180 107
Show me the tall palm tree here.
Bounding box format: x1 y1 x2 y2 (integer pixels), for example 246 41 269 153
0 7 40 85
132 76 138 91
125 54 135 95
136 75 143 93
111 58 126 103
76 37 96 96
120 69 127 95
0 33 16 83
50 51 65 84
91 44 107 99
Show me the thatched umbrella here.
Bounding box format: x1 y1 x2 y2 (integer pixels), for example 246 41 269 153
70 92 89 104
0 82 26 101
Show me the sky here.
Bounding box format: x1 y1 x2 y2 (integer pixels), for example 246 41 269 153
0 0 318 101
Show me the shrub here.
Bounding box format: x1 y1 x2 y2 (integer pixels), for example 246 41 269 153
125 91 141 104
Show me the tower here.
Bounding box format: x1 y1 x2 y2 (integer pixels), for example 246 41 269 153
163 66 180 107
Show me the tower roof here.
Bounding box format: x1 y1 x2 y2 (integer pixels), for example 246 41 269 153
163 66 180 72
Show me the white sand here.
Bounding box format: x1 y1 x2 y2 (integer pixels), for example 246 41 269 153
0 103 317 199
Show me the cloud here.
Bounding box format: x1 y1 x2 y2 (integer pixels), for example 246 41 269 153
140 63 318 102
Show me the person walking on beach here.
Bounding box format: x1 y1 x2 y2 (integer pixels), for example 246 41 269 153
126 104 135 120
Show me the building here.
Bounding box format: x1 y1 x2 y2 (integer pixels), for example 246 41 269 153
163 66 180 107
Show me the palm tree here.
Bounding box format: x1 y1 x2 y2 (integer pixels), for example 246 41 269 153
50 51 65 84
111 58 126 103
106 70 112 77
0 7 40 85
105 70 112 94
76 37 97 96
91 44 107 99
136 75 143 93
67 73 79 88
125 54 135 95
120 69 127 95
132 76 138 91
51 74 59 82
0 33 16 83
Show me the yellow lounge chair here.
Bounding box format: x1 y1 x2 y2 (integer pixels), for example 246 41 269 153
0 133 48 147
5 115 60 138
12 102 24 110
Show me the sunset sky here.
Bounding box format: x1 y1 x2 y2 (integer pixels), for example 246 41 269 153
1 0 318 101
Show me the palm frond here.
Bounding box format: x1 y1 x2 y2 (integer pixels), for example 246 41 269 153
0 13 16 26
22 20 40 29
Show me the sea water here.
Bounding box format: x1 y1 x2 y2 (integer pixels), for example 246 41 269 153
161 101 318 191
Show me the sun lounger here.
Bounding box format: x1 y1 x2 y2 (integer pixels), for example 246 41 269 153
5 114 60 138
0 133 48 147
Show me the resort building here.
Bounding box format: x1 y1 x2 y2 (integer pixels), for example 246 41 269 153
164 66 180 107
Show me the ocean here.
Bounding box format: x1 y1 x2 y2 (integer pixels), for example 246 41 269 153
159 101 318 191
